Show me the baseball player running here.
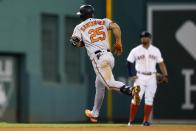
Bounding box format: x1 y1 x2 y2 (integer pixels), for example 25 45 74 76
70 5 140 123
127 31 168 126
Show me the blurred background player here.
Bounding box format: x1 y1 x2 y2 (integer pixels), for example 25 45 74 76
70 5 140 123
127 31 168 126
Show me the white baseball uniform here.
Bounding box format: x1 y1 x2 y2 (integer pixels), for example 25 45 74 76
72 18 125 117
127 44 163 105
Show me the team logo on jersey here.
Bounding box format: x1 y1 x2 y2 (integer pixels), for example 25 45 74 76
136 54 145 60
149 54 156 60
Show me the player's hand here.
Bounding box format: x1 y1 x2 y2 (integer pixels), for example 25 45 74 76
113 39 123 56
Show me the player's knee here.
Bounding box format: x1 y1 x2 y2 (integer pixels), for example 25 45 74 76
105 79 119 89
145 98 153 105
105 80 114 88
105 79 125 91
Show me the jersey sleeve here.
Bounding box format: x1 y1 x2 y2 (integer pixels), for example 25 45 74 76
127 49 135 63
72 26 82 40
156 48 163 63
103 18 112 29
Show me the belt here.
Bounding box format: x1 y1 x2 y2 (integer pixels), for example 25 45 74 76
137 71 155 75
94 49 110 54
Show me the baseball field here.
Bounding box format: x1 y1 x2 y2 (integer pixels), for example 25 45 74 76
0 123 195 131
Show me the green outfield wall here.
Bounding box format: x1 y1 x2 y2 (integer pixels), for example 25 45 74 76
0 0 87 123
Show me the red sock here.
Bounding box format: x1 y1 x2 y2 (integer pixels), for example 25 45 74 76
129 103 138 122
143 104 153 122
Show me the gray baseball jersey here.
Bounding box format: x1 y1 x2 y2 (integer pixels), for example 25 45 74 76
72 18 112 59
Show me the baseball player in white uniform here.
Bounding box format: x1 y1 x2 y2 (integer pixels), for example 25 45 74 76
127 31 168 126
70 5 140 123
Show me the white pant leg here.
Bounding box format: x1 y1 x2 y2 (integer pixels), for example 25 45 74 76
92 52 125 90
92 76 105 117
144 75 157 105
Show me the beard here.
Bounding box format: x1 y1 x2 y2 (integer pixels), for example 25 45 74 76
142 41 149 45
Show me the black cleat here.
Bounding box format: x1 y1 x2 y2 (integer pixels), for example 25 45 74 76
143 121 151 126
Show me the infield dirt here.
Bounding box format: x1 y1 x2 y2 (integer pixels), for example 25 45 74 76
0 125 195 131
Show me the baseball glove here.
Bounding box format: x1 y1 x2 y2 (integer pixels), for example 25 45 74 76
70 36 84 47
156 73 168 84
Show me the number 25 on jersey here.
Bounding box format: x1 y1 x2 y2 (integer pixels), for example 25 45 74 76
88 26 106 43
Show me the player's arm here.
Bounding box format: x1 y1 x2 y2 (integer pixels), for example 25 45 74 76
127 62 137 79
127 49 138 81
158 62 168 83
156 48 168 83
157 49 168 77
109 22 123 56
159 62 168 77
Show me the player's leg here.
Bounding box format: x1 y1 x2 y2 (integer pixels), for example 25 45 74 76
99 61 137 95
100 62 123 90
143 75 157 126
92 54 136 96
128 79 145 125
85 77 105 123
92 77 105 118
